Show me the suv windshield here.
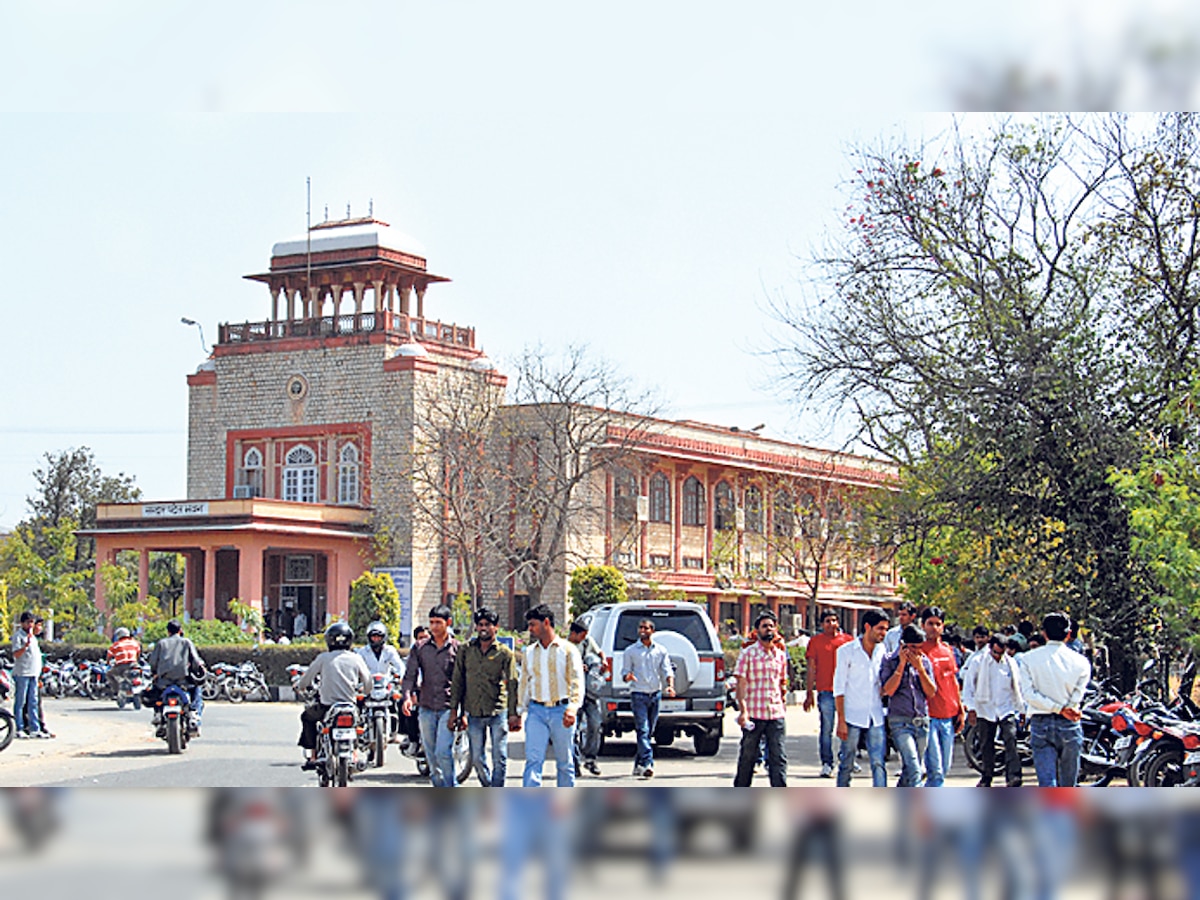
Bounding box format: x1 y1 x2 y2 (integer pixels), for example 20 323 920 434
614 610 714 652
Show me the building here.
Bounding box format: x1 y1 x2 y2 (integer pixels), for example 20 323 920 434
87 213 897 636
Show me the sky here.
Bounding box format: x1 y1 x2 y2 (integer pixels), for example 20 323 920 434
1 1 1196 529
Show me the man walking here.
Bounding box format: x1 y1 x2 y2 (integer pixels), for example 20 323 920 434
963 633 1025 787
450 607 520 787
733 611 789 786
401 605 460 787
832 609 890 786
622 618 676 779
881 623 937 786
1017 611 1092 787
883 602 917 655
920 606 963 787
568 619 605 777
519 603 584 787
803 611 852 778
11 611 44 739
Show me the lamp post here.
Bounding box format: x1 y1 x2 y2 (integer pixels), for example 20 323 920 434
180 317 209 354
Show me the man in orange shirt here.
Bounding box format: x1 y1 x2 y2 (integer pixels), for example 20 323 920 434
919 606 963 787
105 627 142 694
803 611 853 778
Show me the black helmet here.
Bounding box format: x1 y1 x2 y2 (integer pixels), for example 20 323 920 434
325 621 354 651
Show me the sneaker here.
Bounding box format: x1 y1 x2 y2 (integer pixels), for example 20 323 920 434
585 760 601 776
632 764 645 777
16 731 30 740
35 731 53 739
853 762 862 773
642 767 654 779
819 763 834 778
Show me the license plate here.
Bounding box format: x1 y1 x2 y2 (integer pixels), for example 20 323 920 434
1185 750 1200 765
332 728 356 741
1114 734 1132 749
659 699 687 712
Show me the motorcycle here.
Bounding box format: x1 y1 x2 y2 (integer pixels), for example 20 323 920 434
82 658 113 699
315 702 367 787
226 661 270 703
114 661 149 711
38 660 63 699
288 664 317 704
360 673 399 768
204 662 237 701
153 684 197 754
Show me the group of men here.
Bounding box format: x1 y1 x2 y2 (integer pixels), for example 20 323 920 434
9 611 52 739
299 602 668 787
801 604 1092 787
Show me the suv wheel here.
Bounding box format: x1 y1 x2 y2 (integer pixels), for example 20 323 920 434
694 730 720 757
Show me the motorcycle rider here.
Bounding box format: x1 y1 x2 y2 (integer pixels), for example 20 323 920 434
358 621 405 678
105 627 142 695
296 621 372 771
148 619 207 735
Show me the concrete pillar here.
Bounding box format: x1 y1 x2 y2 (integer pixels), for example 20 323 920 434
138 548 150 602
308 286 320 320
237 539 265 623
270 286 280 323
416 285 426 319
203 546 217 620
326 551 340 623
739 596 751 634
398 283 411 316
353 282 365 331
372 280 384 316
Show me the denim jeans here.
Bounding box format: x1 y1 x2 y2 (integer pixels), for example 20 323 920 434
418 707 458 787
924 717 956 787
1029 714 1083 787
630 691 660 769
734 718 787 786
13 675 40 735
837 722 886 786
889 715 928 787
523 701 576 787
817 691 836 768
466 714 509 787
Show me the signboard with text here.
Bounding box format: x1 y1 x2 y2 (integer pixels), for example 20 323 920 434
142 502 209 518
375 566 413 640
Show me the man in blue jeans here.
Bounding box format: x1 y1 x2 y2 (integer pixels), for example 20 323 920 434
11 611 44 739
622 618 676 778
450 606 521 787
803 611 852 778
1017 611 1092 786
401 605 460 787
833 609 890 786
881 623 937 786
519 604 584 787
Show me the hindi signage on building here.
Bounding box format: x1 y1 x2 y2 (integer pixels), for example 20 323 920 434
142 502 209 518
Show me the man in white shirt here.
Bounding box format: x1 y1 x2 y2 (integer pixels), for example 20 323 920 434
1017 611 1092 787
519 603 584 787
883 602 916 655
833 609 890 787
962 633 1025 786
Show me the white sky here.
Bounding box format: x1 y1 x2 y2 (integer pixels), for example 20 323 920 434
0 1 1191 529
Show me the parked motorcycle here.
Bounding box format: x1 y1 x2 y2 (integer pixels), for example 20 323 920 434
203 662 237 701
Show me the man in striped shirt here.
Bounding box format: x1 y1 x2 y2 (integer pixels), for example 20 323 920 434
519 603 584 787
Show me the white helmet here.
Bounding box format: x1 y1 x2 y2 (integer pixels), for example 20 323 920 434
113 627 131 641
366 621 388 640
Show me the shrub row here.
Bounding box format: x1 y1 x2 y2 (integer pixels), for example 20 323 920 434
46 642 326 686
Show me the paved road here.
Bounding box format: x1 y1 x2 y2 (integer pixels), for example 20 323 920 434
3 698 986 787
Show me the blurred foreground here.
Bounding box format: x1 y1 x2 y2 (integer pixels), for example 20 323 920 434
1 788 1200 900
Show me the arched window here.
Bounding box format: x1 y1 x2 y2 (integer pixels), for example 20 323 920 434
773 489 794 537
612 467 638 521
714 481 735 531
239 447 263 497
283 444 318 503
338 444 361 505
744 485 763 534
682 476 706 527
649 472 671 523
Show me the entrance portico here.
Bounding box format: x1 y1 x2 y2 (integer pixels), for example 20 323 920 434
85 499 371 632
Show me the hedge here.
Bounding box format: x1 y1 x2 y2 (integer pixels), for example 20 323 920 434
45 642 327 686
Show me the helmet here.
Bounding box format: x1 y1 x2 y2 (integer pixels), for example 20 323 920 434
113 627 131 641
366 621 387 641
325 621 354 651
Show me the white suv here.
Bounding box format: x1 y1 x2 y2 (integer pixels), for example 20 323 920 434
578 601 727 756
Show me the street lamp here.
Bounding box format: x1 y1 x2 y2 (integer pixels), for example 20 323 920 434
180 317 209 354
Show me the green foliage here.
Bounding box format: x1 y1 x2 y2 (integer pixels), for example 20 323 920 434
143 618 253 646
569 565 628 618
348 571 401 646
1 518 94 632
110 598 165 634
227 598 263 641
59 628 108 645
0 580 9 643
451 592 472 635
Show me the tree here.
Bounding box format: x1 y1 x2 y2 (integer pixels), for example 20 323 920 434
24 447 140 569
771 116 1200 685
1 519 93 632
569 565 628 618
348 571 402 645
409 344 658 611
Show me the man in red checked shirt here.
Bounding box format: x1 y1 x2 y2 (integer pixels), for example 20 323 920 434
106 627 143 694
734 611 790 786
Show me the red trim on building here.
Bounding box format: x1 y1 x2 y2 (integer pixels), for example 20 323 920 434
187 369 216 386
382 354 439 374
225 423 372 504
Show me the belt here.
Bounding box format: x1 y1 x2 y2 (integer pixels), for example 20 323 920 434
531 699 568 706
1030 712 1072 720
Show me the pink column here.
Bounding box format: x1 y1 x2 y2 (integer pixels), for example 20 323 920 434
203 547 217 620
238 538 265 617
138 548 150 602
